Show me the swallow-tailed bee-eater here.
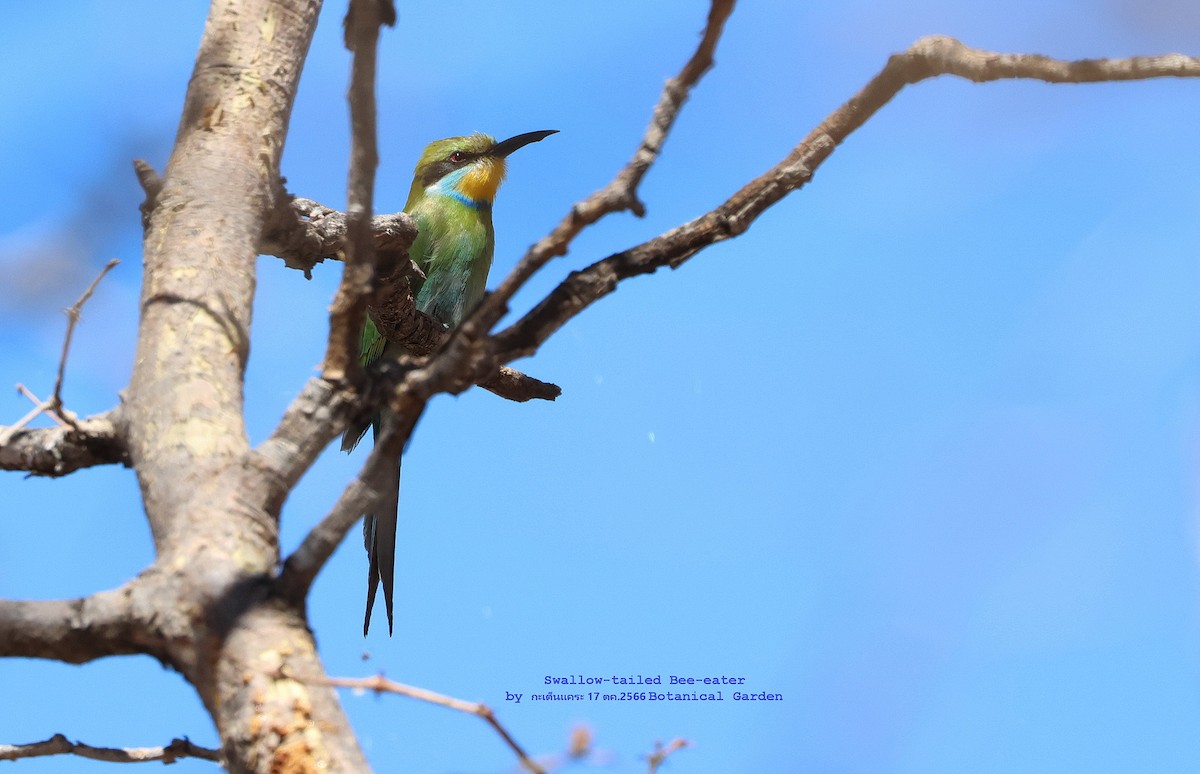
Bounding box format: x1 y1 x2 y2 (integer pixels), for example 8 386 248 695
343 129 557 635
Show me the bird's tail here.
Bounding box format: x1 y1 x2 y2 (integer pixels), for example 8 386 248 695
364 461 401 636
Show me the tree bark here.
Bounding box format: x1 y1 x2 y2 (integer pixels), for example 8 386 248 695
122 0 371 770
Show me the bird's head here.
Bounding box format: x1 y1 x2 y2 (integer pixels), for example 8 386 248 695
408 130 558 209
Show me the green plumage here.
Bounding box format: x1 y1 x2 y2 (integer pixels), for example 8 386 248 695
344 130 556 635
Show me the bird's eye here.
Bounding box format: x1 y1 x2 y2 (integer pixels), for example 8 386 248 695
448 151 468 163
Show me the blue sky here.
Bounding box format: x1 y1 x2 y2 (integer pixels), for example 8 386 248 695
3 1 1200 772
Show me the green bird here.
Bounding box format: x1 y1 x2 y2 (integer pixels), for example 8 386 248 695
342 129 557 636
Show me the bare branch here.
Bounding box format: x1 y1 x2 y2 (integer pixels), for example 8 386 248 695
0 580 163 664
255 362 557 541
0 734 220 764
465 0 736 339
249 378 358 509
50 259 119 427
0 408 127 477
900 35 1200 83
612 0 735 218
323 674 544 774
322 0 394 382
491 37 1200 363
362 278 563 400
479 365 561 402
16 385 68 428
0 260 120 449
260 196 418 279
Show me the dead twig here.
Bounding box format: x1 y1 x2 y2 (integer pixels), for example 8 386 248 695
0 733 219 764
0 260 118 444
0 385 66 444
323 673 544 774
50 259 119 427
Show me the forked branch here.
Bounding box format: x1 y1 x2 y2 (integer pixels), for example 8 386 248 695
489 36 1200 362
465 0 737 338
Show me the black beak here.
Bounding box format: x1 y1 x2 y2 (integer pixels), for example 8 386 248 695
491 129 558 158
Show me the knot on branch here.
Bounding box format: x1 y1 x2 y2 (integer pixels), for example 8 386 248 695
366 263 444 357
260 196 418 280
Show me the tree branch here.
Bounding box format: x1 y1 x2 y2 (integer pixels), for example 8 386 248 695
465 0 736 339
322 674 544 774
0 580 163 665
264 196 421 280
322 0 395 382
0 409 128 477
490 36 1200 363
0 734 220 764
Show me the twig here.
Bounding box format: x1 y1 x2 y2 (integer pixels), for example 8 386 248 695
50 259 119 427
15 384 67 426
0 733 219 764
464 0 735 339
1 260 119 442
323 674 544 774
0 385 63 443
645 738 689 774
490 37 1200 363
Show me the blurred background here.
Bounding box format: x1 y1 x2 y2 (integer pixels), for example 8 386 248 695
2 1 1199 771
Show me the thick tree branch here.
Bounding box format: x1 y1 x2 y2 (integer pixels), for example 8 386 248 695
490 36 1200 362
0 734 220 764
120 2 378 772
0 409 128 477
0 580 163 665
261 196 418 279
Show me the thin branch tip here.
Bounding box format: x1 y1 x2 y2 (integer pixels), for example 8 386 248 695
324 674 545 774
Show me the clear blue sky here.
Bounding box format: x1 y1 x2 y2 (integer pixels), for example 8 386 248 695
3 1 1200 772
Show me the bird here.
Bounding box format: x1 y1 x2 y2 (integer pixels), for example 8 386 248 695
342 129 558 636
